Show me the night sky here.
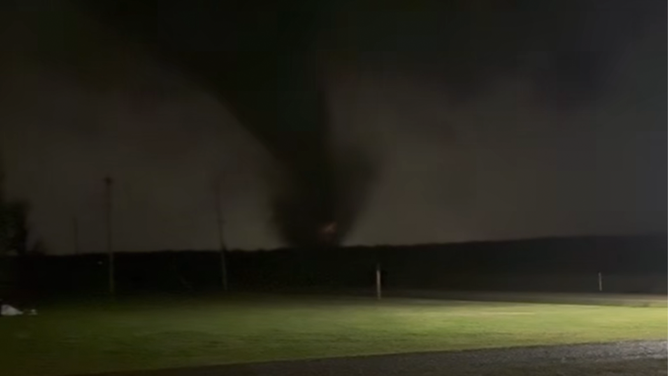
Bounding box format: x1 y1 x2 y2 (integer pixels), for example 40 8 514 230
0 0 665 254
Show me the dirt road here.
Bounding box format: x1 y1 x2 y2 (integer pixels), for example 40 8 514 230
93 340 667 376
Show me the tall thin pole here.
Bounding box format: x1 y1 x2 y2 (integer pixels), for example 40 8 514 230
214 182 228 291
0 128 4 206
104 176 115 295
598 272 603 292
73 215 80 256
0 127 5 255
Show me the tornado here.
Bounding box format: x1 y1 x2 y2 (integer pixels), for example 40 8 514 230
79 0 663 247
81 0 367 247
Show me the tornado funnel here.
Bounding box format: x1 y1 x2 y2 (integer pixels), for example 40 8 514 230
80 0 367 248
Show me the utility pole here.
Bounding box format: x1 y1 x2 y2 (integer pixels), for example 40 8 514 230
104 176 115 296
214 181 229 291
73 215 80 256
0 127 5 255
0 129 4 206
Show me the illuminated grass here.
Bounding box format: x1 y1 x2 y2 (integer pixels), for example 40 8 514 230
0 295 665 376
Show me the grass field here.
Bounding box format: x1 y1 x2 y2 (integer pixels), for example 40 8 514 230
0 294 665 376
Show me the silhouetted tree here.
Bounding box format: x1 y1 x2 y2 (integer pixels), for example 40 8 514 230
4 201 29 256
0 201 30 256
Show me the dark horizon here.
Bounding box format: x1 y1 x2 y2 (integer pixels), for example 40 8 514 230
28 232 667 256
17 233 667 298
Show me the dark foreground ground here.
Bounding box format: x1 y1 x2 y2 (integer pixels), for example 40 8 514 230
95 340 667 376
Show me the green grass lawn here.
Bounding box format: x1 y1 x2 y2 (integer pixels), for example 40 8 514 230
0 294 665 376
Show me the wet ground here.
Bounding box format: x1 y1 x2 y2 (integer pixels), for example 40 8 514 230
97 340 667 376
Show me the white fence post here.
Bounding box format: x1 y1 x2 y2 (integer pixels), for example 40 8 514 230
375 263 382 300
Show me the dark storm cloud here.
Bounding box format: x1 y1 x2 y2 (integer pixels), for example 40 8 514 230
328 0 664 104
79 0 378 247
0 0 664 253
78 0 665 248
1 1 278 253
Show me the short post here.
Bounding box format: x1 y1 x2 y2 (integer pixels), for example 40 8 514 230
73 215 80 256
214 181 228 292
375 263 382 300
598 272 603 292
104 176 115 296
